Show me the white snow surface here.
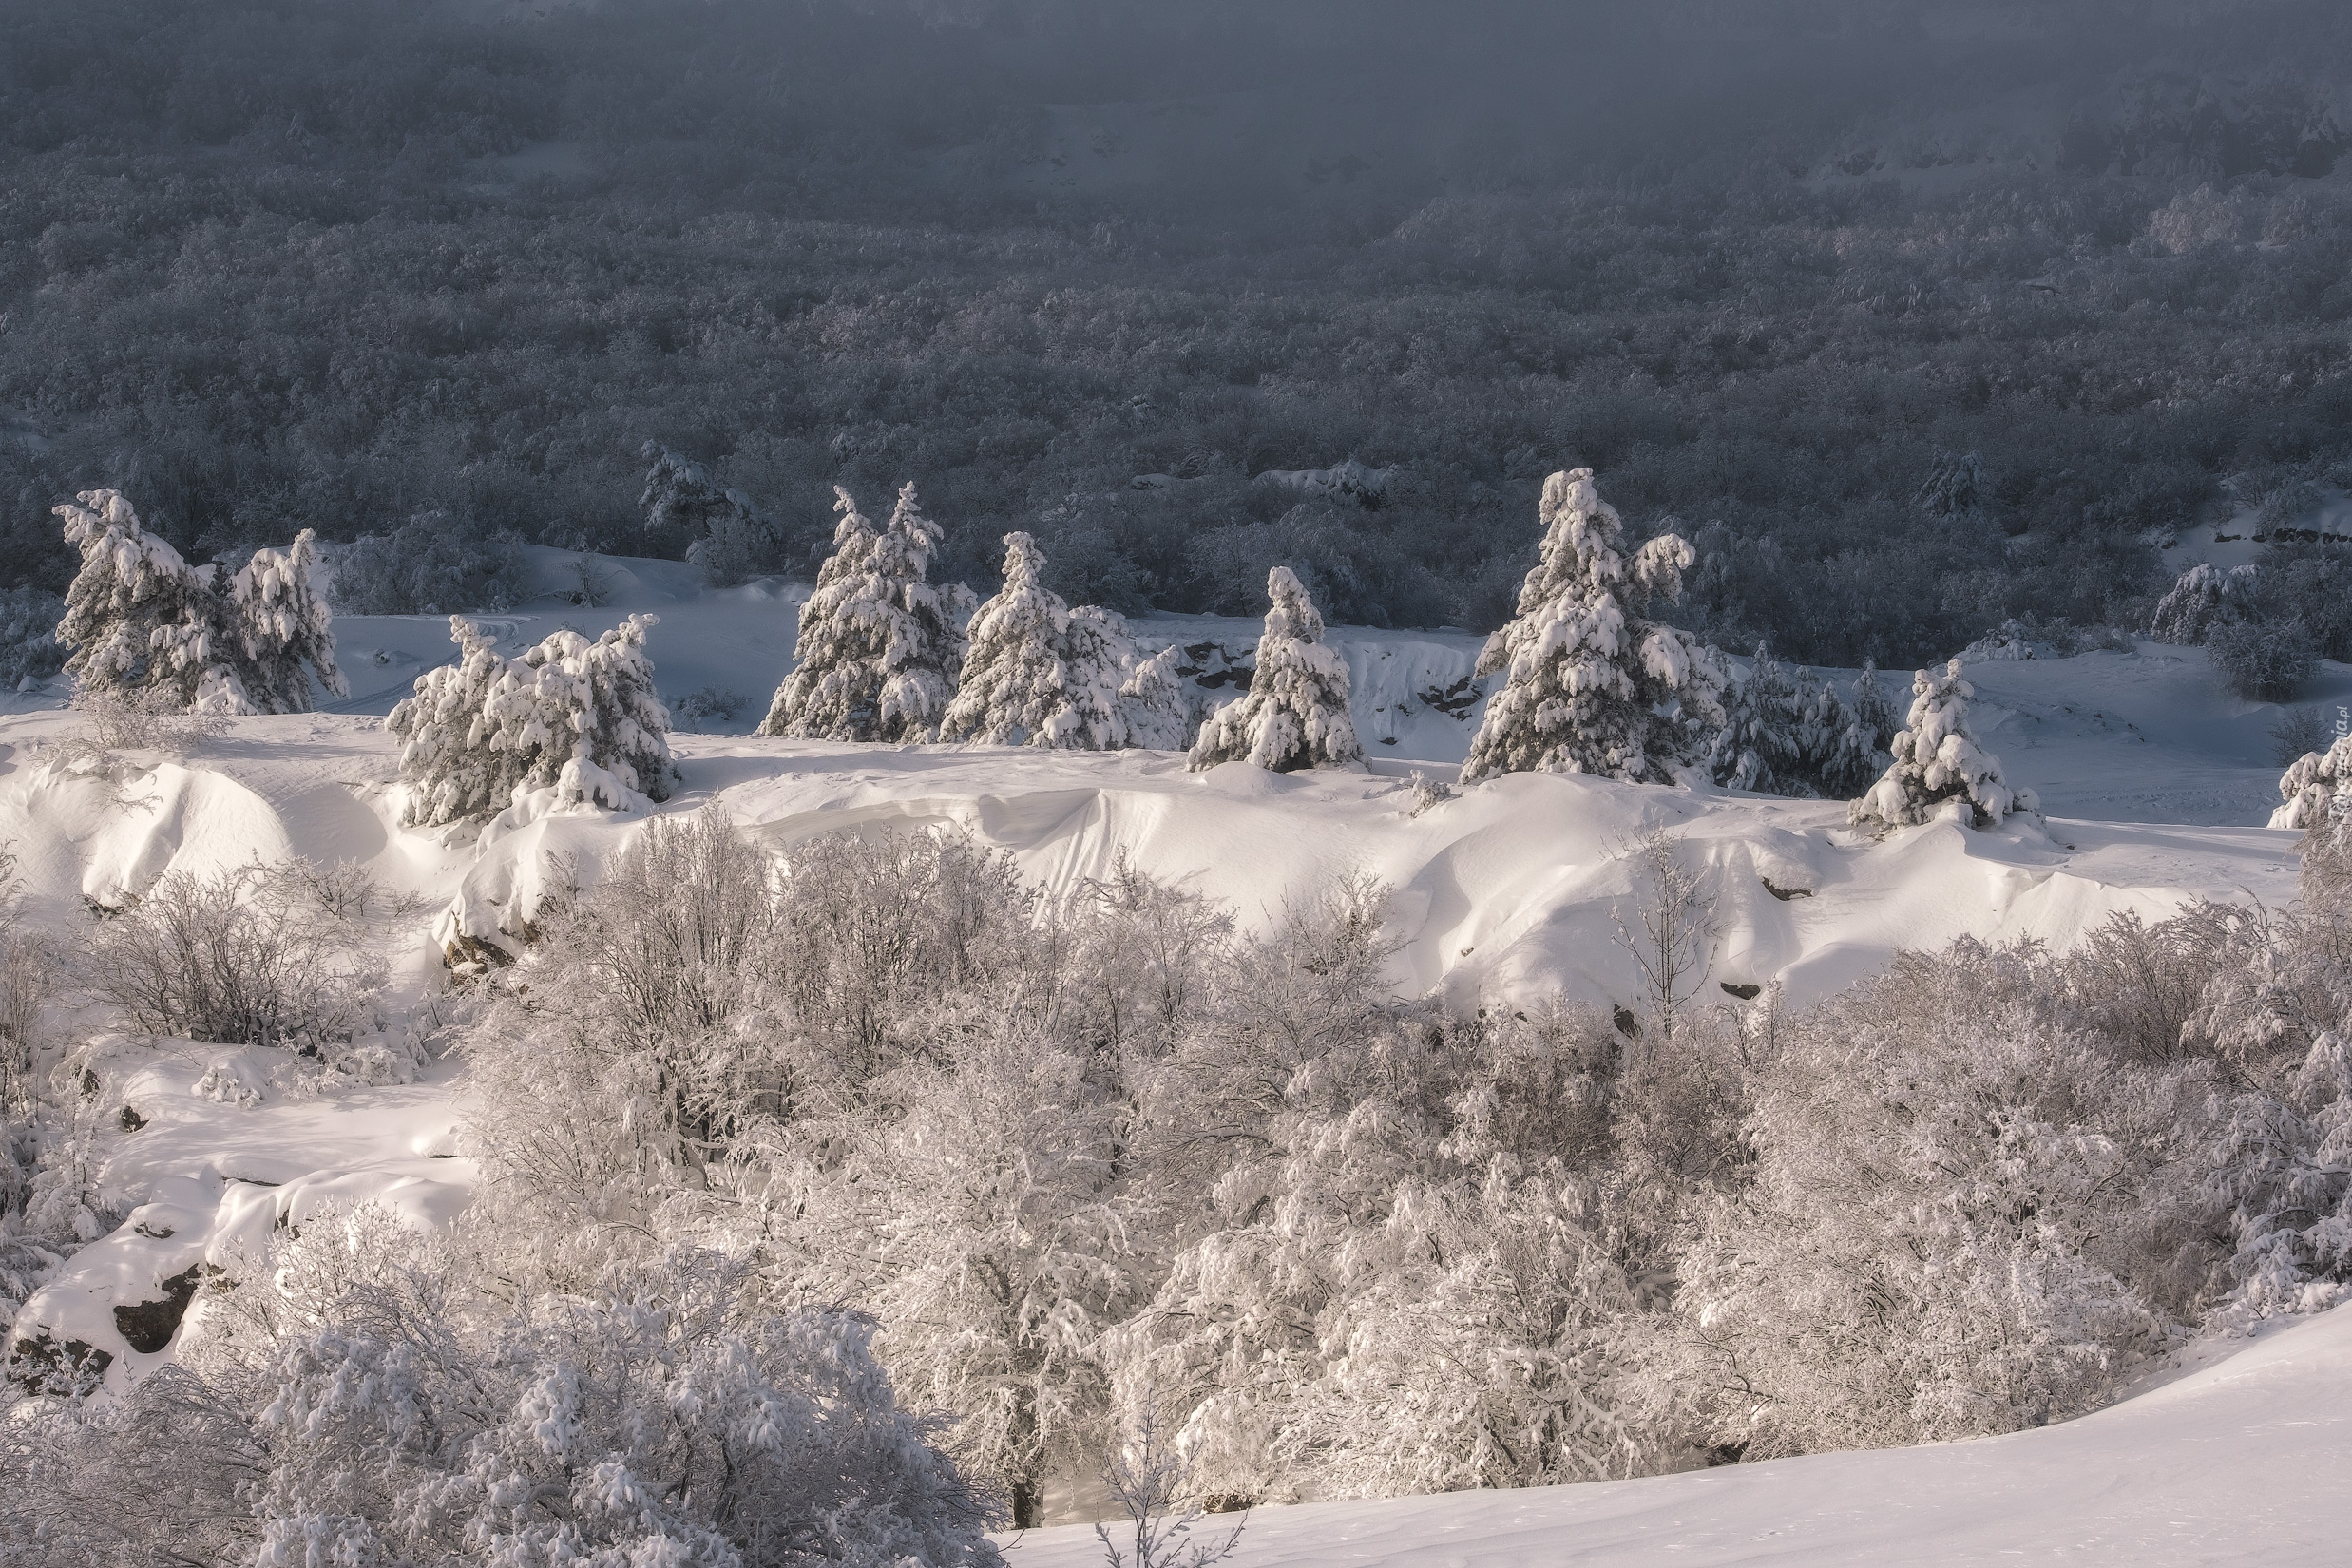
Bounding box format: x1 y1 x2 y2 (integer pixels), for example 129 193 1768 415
1 549 2344 1543
998 1303 2352 1567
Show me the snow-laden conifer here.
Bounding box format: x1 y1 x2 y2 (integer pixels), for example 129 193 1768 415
640 440 778 585
1187 567 1363 772
1054 603 1140 750
1849 659 2035 830
388 614 678 827
761 484 966 742
2151 561 2259 644
1460 469 1727 785
54 490 247 712
941 531 1074 746
227 528 347 712
1801 679 1884 800
2273 731 2352 832
1850 658 1900 751
1119 644 1193 751
1709 644 1807 794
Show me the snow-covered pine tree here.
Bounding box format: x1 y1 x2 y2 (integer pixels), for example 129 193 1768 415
1915 449 1988 527
1052 603 1138 751
940 531 1073 746
1460 469 1728 785
388 615 679 827
1709 644 1807 794
1119 644 1193 752
760 484 966 742
2151 561 2259 644
53 490 247 712
1850 659 1899 752
1803 679 1884 800
226 529 346 713
2273 731 2352 832
1849 659 2035 830
1187 566 1364 772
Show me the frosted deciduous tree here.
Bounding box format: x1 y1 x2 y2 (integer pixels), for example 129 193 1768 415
1119 645 1194 752
388 614 679 827
1461 469 1727 786
761 484 966 742
1708 644 1806 794
2272 731 2352 831
1187 567 1363 772
1849 659 2035 830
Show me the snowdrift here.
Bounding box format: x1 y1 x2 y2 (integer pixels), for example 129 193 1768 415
998 1303 2352 1568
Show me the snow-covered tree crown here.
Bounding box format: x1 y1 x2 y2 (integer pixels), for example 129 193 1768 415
54 489 345 715
760 483 966 742
1461 468 1727 786
388 613 679 827
2273 730 2352 832
1849 658 2034 831
942 531 1074 746
1187 566 1364 773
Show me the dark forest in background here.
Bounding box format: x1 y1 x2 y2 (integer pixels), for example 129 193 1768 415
2 0 2349 667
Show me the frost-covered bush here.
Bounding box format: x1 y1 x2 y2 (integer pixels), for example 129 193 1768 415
7 1217 1002 1568
79 863 381 1049
329 513 528 616
1849 659 2035 830
387 613 679 827
1188 567 1363 772
1673 941 2212 1459
2208 617 2315 701
761 484 966 742
55 490 345 715
1461 469 1726 785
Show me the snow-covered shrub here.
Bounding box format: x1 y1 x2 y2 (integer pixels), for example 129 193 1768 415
2273 730 2352 831
769 997 1146 1527
2150 561 2259 644
942 532 1138 749
1707 644 1807 794
2208 617 2315 701
387 613 679 827
641 440 782 586
761 484 967 742
1119 645 1195 751
1187 566 1364 772
79 862 381 1049
1849 659 2035 830
1673 940 2212 1459
9 1216 1002 1568
670 685 752 731
55 490 344 715
329 513 527 616
2269 705 2330 768
1461 469 1726 785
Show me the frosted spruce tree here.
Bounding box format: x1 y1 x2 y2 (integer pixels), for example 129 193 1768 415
1188 566 1364 772
1849 659 2035 830
1709 644 1807 794
640 441 778 586
1461 468 1728 785
1119 644 1193 751
389 615 679 827
227 528 346 713
940 531 1138 749
55 489 343 714
1850 659 1900 752
760 484 966 742
1801 679 1884 800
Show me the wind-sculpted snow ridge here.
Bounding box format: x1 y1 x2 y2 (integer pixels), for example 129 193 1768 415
996 1303 2352 1568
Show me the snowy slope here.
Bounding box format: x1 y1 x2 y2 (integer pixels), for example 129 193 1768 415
997 1304 2352 1568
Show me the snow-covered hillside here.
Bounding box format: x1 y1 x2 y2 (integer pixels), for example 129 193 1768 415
999 1302 2352 1568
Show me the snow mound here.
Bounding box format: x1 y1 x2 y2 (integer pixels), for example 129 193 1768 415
1000 1303 2352 1568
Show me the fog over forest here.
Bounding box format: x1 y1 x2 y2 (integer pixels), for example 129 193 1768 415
2 0 2348 664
